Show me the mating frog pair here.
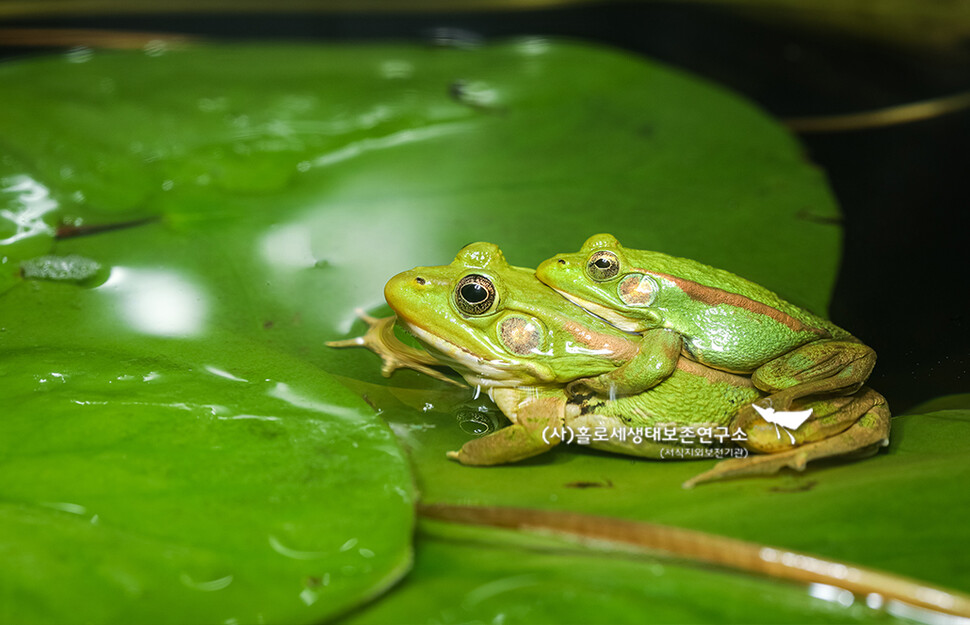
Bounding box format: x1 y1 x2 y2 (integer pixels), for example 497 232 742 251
330 236 889 487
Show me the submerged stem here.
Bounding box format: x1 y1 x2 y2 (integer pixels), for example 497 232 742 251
419 502 970 619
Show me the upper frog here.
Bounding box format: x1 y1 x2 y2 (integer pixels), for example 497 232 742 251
536 233 853 373
536 233 878 418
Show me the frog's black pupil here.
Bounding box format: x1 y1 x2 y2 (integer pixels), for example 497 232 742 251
461 283 487 303
595 258 612 269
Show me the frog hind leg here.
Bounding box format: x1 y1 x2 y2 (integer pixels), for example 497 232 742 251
682 388 890 488
447 390 565 465
566 328 682 398
751 339 875 410
326 311 465 387
736 385 888 454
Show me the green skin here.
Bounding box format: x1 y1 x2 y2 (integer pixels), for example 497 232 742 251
536 233 878 415
332 242 890 486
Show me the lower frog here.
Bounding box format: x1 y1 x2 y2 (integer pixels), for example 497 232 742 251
330 242 890 486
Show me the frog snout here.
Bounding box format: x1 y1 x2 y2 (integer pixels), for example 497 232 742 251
384 270 427 308
536 256 568 281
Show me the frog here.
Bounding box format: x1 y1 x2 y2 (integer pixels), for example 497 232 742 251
536 233 880 423
329 242 890 487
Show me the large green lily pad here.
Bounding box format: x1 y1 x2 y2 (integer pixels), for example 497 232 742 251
0 347 413 625
1 39 862 623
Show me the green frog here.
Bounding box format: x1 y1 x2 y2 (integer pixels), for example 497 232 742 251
536 233 879 418
330 242 889 486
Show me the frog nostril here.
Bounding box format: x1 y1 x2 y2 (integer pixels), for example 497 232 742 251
557 258 566 265
415 277 426 285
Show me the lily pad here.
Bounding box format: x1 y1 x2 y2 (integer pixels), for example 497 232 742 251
0 346 414 625
0 39 850 623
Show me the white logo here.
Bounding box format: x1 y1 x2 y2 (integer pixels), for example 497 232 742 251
752 404 813 444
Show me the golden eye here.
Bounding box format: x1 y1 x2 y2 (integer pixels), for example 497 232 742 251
586 251 619 281
455 274 496 315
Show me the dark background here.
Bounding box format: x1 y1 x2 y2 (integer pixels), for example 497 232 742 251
4 2 968 412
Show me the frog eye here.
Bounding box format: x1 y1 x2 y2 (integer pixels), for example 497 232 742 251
455 274 496 315
586 251 619 281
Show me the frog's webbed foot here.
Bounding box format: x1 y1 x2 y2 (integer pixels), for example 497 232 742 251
326 310 465 387
735 382 890 454
683 388 890 488
448 389 565 465
752 339 876 410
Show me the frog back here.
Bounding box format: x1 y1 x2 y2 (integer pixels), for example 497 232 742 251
628 250 850 372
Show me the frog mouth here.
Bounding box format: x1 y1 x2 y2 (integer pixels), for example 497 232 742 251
397 319 527 388
550 289 642 333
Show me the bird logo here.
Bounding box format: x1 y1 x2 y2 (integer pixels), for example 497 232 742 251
751 404 813 444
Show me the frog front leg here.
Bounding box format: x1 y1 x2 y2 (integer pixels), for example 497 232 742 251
750 339 876 409
683 387 890 488
566 328 682 398
326 311 465 387
448 388 566 465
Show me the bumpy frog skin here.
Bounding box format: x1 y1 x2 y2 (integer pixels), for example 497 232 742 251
536 233 878 416
330 242 890 487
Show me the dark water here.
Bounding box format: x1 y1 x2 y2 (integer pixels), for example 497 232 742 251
6 3 969 412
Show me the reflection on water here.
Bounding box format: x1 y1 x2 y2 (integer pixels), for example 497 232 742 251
204 365 249 383
808 582 855 607
100 267 207 337
456 404 506 436
261 223 318 270
808 582 970 625
884 600 970 625
179 573 233 592
310 121 468 170
268 381 361 420
379 59 414 80
40 501 88 515
267 535 327 561
300 588 320 606
0 174 57 247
